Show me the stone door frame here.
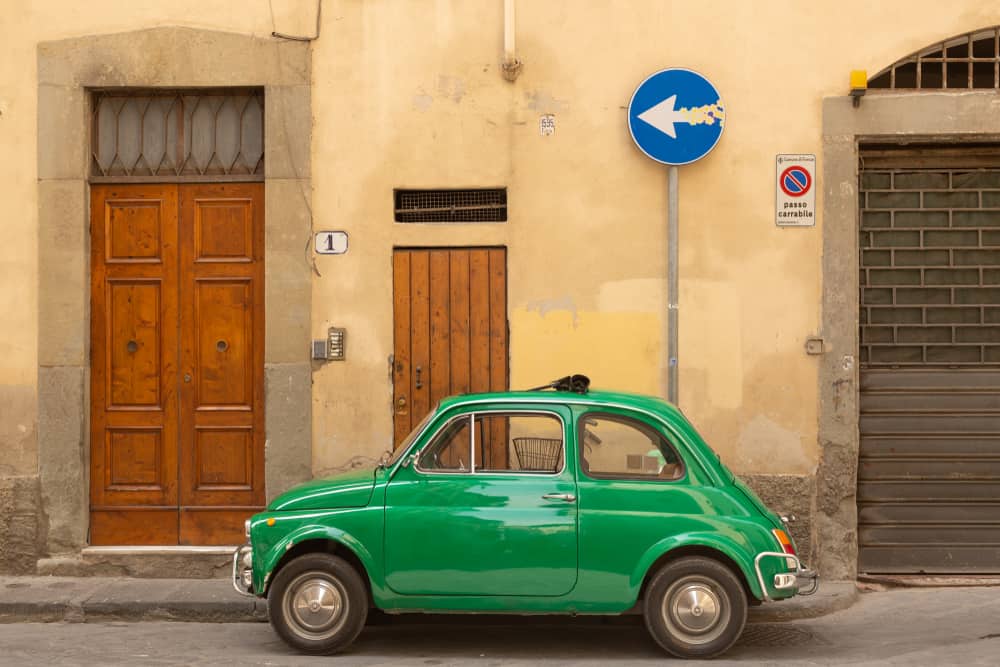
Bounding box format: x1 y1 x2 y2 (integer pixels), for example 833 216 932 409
817 92 1000 578
37 27 313 556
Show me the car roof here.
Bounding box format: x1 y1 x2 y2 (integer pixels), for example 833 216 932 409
438 388 683 419
433 388 729 486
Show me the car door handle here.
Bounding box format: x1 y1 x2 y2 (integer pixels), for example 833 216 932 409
542 493 576 502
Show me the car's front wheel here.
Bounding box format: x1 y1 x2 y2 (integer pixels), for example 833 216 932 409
643 556 748 659
268 553 368 655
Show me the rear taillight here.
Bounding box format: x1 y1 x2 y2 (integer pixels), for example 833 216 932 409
772 528 797 556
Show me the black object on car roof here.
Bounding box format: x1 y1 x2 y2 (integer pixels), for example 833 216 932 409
527 375 590 394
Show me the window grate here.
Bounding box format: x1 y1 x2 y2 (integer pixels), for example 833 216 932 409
869 27 1000 90
394 189 507 223
90 88 264 182
859 156 1000 367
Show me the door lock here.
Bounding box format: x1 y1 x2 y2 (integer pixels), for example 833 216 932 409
415 365 423 389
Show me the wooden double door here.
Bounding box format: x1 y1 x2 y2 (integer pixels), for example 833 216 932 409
391 248 509 450
89 183 265 545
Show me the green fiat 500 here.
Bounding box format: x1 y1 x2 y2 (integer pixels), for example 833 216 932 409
234 379 816 659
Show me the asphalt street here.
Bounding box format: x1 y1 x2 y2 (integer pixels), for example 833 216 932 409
0 586 997 665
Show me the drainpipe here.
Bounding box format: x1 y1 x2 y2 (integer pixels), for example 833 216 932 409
502 0 522 81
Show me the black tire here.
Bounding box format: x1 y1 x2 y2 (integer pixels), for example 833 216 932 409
267 553 369 655
643 556 748 659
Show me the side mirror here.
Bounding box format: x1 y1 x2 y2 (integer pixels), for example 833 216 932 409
401 452 419 468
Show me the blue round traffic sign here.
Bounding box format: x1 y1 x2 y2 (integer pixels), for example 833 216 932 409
628 68 725 166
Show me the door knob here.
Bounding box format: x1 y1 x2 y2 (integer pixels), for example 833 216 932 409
183 373 192 383
397 396 407 409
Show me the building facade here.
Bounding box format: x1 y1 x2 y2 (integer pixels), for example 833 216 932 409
2 0 1000 577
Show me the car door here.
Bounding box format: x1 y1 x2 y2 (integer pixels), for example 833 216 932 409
384 404 579 597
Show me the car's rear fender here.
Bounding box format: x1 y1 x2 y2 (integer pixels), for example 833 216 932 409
631 532 766 601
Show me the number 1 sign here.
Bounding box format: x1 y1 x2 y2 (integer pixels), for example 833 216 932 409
315 231 349 255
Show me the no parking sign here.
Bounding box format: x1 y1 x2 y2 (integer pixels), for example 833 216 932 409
776 154 816 227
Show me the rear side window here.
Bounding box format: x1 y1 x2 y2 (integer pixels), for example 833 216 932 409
579 413 684 481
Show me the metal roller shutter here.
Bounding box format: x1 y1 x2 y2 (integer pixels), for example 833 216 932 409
858 145 1000 574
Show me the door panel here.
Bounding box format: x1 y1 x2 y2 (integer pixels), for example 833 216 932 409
194 280 253 407
107 281 163 407
90 183 263 546
91 509 179 545
385 408 577 597
385 472 579 596
392 248 508 447
179 184 265 542
90 185 179 545
107 429 162 489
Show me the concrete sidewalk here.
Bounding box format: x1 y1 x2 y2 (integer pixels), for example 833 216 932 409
0 576 858 624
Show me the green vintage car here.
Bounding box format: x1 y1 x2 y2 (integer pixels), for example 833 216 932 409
233 377 816 659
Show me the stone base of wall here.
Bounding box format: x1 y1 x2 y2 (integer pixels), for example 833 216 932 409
739 473 815 566
0 475 41 574
37 550 232 579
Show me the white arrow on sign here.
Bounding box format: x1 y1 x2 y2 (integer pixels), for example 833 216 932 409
636 95 689 139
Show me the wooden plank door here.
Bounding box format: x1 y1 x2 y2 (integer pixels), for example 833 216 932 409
178 183 265 545
392 248 508 458
90 183 264 546
90 185 181 544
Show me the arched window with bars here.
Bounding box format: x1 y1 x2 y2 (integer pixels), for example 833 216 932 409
869 27 1000 90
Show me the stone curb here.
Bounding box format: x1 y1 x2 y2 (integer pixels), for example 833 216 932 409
0 600 268 624
0 577 268 624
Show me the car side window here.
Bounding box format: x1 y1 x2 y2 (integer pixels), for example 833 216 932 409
579 413 684 481
474 413 564 473
416 411 564 474
418 415 471 472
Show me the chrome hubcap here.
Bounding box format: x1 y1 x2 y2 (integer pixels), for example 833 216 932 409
672 584 719 631
285 575 348 639
662 576 729 645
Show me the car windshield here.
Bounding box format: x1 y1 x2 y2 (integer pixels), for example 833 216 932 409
384 406 438 467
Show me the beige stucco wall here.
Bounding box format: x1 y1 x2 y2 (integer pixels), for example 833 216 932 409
307 0 1000 478
4 1 1000 567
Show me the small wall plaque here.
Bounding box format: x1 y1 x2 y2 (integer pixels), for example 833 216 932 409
315 231 349 255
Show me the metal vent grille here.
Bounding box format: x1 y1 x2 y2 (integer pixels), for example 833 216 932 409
91 88 264 182
860 153 1000 366
394 189 508 223
869 26 1000 89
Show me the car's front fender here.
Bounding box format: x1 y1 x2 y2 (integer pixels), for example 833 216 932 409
254 520 378 596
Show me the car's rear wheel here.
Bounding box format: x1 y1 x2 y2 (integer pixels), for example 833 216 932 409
268 553 368 655
643 556 748 659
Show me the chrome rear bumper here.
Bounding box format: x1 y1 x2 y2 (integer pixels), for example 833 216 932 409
753 551 819 602
232 544 254 597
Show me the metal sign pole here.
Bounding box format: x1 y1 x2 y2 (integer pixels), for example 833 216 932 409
667 166 679 405
627 68 723 406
